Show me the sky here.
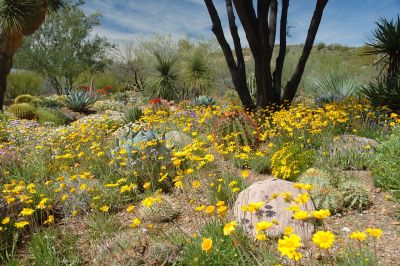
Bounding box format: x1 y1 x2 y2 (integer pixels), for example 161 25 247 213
81 0 400 47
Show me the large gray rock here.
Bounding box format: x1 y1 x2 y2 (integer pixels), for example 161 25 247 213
330 134 379 154
233 177 315 240
165 131 192 148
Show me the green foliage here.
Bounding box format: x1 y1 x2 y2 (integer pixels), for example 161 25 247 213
192 95 216 107
31 96 65 108
181 47 213 96
92 100 125 112
369 126 400 200
213 112 259 151
7 103 36 120
14 94 34 103
210 171 246 206
122 107 143 124
87 213 120 241
151 51 180 101
310 71 360 104
6 71 44 99
65 90 98 112
271 142 315 181
299 169 341 213
248 151 272 174
365 15 400 78
35 107 71 125
362 75 400 112
317 136 373 171
14 2 113 94
340 180 372 211
177 220 254 266
29 230 63 266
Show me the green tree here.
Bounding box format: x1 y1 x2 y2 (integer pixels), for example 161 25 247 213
0 0 65 111
14 2 114 94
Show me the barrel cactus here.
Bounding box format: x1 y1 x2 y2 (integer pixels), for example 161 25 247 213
7 103 36 120
213 111 259 151
15 94 35 104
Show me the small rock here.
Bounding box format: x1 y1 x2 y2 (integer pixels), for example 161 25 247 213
390 221 400 225
362 210 369 214
342 227 351 233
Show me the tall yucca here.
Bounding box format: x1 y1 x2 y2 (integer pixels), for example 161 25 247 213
0 0 65 110
365 16 400 78
151 51 180 101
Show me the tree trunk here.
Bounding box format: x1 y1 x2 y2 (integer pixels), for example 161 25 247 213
282 0 329 104
0 51 13 111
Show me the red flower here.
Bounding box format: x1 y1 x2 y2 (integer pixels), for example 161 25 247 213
149 98 162 104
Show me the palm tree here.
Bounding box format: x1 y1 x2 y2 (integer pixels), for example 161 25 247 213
365 15 400 79
0 0 65 110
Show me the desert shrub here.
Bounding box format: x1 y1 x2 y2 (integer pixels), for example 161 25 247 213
31 96 65 108
209 171 246 206
65 91 98 112
176 220 256 266
28 229 81 266
247 149 272 174
317 135 374 171
6 71 44 99
271 142 315 181
35 107 71 126
14 94 35 104
92 100 125 112
362 75 400 112
7 103 36 120
369 126 400 200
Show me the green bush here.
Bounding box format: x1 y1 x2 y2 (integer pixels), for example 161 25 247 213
6 71 44 99
362 75 400 112
369 126 400 200
7 103 36 120
36 107 72 126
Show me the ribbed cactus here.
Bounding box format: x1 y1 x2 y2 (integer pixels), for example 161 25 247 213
8 103 36 120
15 94 35 104
247 72 256 102
213 111 259 151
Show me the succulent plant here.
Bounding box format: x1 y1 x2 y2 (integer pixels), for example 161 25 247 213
122 107 143 124
7 103 36 120
192 95 216 107
340 180 372 211
299 171 342 213
14 94 35 104
65 91 98 112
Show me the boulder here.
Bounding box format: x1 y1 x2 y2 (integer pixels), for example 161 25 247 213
233 177 315 240
165 131 192 148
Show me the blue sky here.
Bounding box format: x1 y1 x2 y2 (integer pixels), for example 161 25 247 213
81 0 400 47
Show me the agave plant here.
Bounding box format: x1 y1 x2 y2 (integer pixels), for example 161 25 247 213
122 107 143 124
365 16 400 79
309 71 360 104
65 90 98 112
